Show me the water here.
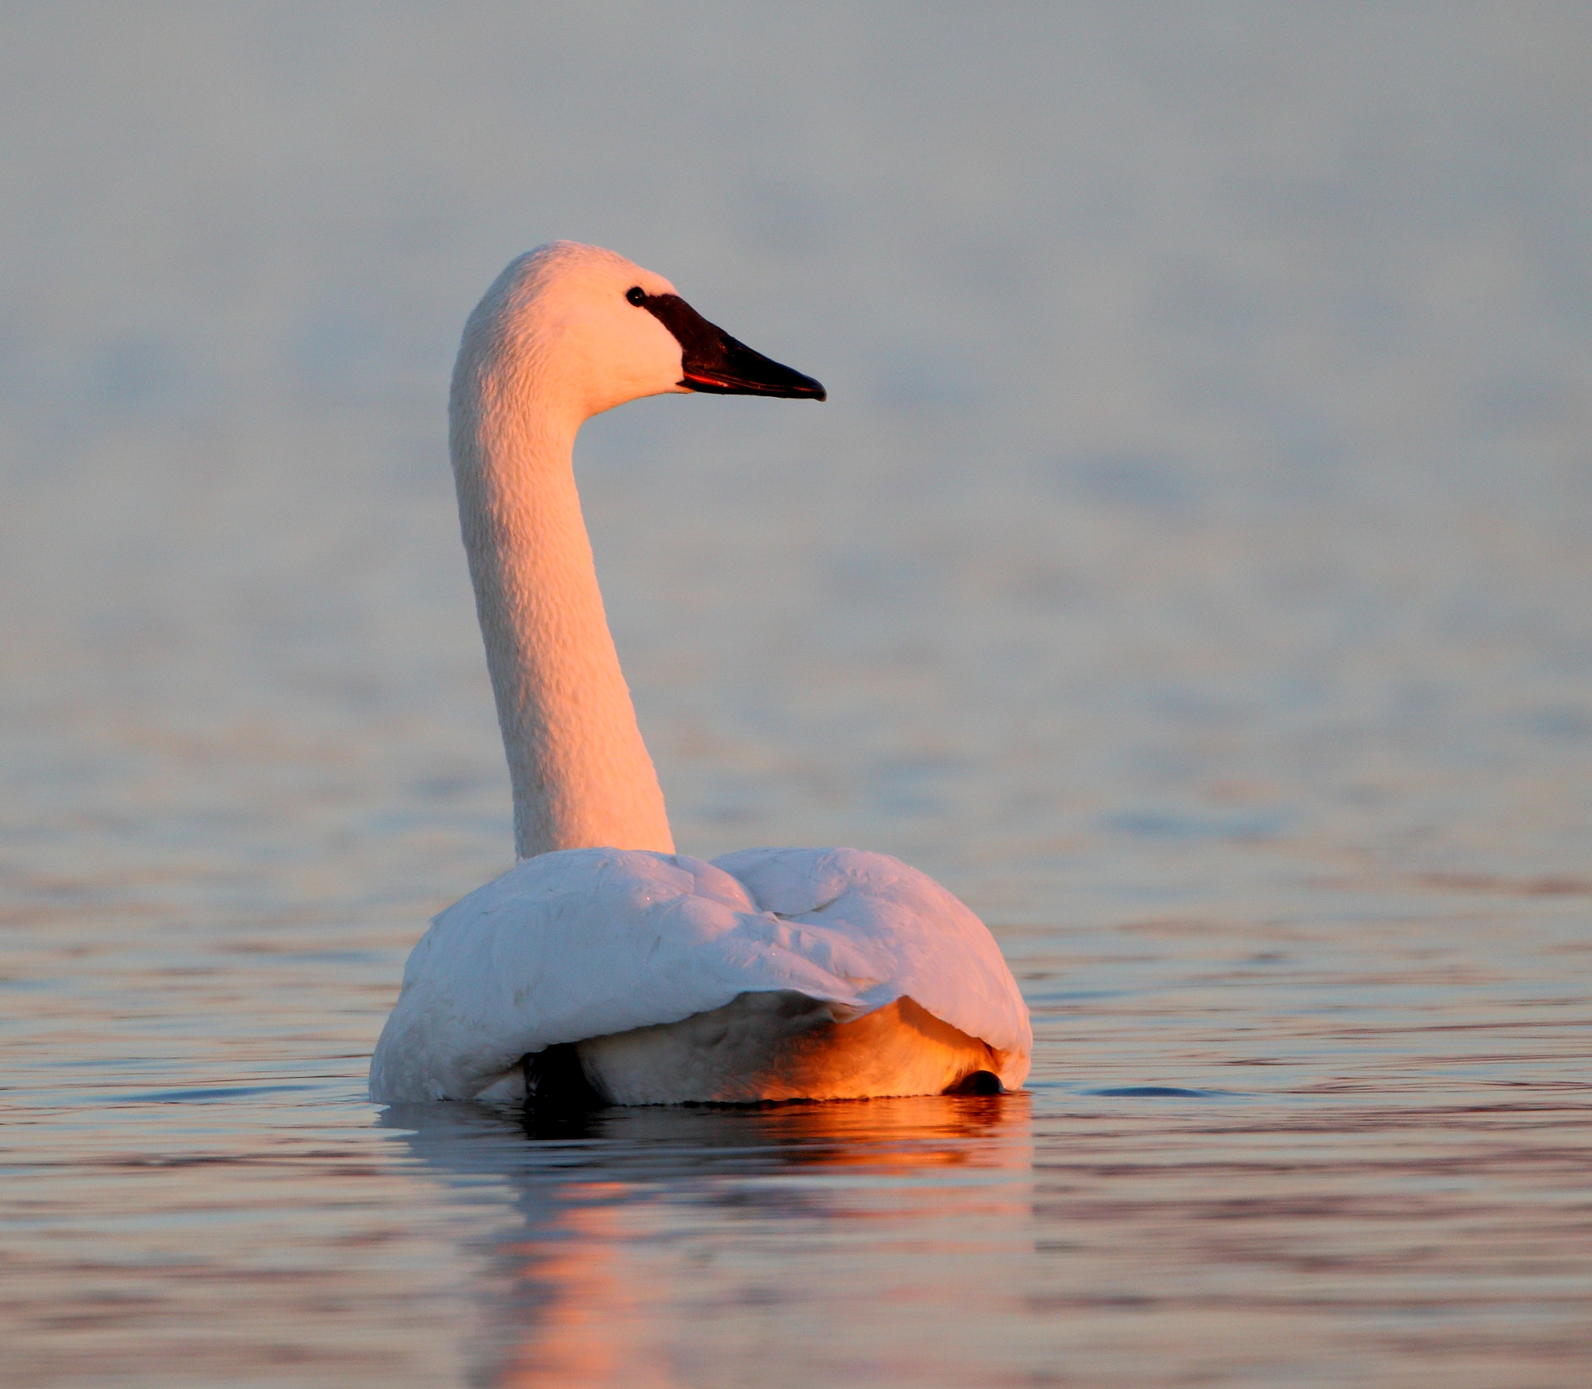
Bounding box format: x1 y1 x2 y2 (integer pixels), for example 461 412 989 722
4 4 1591 1385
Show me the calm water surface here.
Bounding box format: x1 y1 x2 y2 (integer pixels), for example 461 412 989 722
7 893 1591 1386
4 5 1591 1386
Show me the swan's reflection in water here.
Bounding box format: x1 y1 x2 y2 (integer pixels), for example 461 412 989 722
382 1095 1033 1387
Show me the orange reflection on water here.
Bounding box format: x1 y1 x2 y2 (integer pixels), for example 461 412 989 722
496 1189 676 1389
386 1094 1034 1388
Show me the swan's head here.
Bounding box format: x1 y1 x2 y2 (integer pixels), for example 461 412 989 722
459 241 825 421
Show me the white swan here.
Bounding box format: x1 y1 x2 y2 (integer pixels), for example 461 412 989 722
370 242 1031 1105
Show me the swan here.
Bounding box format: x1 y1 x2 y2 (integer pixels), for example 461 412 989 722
370 242 1031 1105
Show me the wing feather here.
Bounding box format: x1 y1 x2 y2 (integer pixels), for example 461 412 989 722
370 846 1030 1102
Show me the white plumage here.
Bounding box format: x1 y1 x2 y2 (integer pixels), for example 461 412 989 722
369 242 1031 1106
371 847 1030 1102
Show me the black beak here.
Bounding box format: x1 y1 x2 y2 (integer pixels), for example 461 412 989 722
637 292 826 401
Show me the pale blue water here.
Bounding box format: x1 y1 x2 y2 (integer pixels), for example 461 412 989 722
4 5 1591 1385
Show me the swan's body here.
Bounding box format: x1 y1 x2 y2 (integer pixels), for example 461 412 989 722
370 242 1031 1105
371 846 1027 1103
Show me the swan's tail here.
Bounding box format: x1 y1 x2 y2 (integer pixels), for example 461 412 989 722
528 990 1004 1107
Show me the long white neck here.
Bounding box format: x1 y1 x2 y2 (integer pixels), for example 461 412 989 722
449 336 675 860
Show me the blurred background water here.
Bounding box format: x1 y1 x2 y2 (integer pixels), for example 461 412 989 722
3 3 1591 1385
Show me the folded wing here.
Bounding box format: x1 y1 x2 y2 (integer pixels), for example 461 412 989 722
370 846 1031 1102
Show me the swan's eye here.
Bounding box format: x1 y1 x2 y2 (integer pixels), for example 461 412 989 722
625 286 646 306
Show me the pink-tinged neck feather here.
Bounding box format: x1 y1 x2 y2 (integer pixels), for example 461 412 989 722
449 252 676 859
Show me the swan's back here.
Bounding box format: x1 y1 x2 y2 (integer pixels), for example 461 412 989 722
370 846 1030 1104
